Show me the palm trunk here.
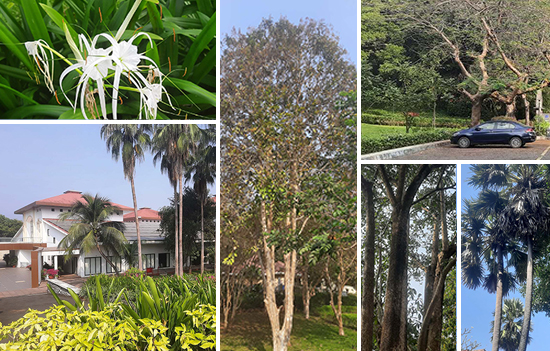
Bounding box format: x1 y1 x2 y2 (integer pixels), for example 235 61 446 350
518 238 533 351
96 240 119 276
492 246 504 351
178 176 184 277
174 186 179 276
130 176 143 271
201 201 204 274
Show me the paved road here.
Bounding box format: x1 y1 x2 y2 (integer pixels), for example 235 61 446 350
0 261 31 292
0 294 72 326
392 140 550 160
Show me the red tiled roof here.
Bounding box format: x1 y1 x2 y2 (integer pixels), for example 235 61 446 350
123 207 161 221
15 190 133 214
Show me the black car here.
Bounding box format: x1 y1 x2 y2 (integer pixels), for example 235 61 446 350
450 121 536 148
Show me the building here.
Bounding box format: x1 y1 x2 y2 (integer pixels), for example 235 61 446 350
10 190 171 278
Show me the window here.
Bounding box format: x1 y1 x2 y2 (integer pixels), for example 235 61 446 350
84 257 102 276
106 256 122 274
60 209 63 212
51 208 55 212
53 237 56 244
479 122 496 130
144 254 155 269
158 253 170 268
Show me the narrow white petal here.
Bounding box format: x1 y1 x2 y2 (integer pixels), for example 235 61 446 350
96 79 107 119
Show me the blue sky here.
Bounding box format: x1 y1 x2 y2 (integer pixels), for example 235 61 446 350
461 164 550 350
0 124 215 221
220 0 358 65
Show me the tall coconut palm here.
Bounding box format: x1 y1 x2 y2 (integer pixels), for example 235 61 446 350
490 298 533 351
100 124 151 271
59 194 126 275
184 129 215 274
152 124 202 275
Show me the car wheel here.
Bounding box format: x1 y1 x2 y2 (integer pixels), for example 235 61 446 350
509 137 522 148
458 136 470 148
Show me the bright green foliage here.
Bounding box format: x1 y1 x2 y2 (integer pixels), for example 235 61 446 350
0 0 216 119
361 129 454 154
0 305 170 350
53 274 216 350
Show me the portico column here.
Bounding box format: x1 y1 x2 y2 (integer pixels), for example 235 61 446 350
54 255 58 270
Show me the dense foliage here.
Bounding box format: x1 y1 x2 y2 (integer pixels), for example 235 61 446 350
0 0 215 119
0 214 21 237
0 274 216 350
361 129 454 154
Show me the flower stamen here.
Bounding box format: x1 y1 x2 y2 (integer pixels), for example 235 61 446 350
99 7 103 22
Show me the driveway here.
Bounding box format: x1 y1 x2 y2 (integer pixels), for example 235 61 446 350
0 259 31 292
0 294 73 326
391 139 550 160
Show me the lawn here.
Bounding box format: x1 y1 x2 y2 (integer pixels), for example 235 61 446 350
221 309 357 351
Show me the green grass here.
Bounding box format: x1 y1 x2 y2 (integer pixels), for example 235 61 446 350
221 309 357 351
361 109 470 129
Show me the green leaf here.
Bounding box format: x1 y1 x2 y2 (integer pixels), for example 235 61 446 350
168 78 215 107
1 105 71 119
146 2 164 34
181 12 215 76
21 0 52 46
0 82 38 106
0 21 33 70
40 4 79 46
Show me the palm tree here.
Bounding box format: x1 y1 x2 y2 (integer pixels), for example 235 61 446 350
152 124 202 275
100 124 151 271
58 194 126 275
468 164 549 351
498 165 549 351
490 298 533 351
184 128 215 274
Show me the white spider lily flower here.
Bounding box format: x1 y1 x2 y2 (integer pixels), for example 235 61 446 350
138 82 173 119
25 40 55 93
59 34 114 119
109 33 159 119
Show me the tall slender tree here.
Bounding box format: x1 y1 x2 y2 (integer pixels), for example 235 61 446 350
153 124 202 275
101 124 151 271
184 129 216 274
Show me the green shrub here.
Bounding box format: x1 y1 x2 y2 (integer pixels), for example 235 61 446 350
534 115 549 136
0 305 171 350
361 110 469 129
52 275 216 350
361 130 454 154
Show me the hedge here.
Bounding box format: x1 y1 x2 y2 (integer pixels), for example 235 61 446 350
362 130 454 155
361 111 469 129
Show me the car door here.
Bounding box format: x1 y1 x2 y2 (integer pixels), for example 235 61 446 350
494 122 515 143
471 122 496 143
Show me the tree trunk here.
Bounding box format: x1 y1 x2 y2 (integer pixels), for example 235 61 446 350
302 261 311 319
130 177 143 271
433 100 437 129
201 201 204 274
96 240 119 276
427 256 445 351
523 93 530 125
505 99 517 119
491 246 504 351
536 89 543 115
178 176 184 277
471 98 483 127
518 238 533 351
417 258 456 351
380 208 409 351
362 179 375 351
174 187 179 277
